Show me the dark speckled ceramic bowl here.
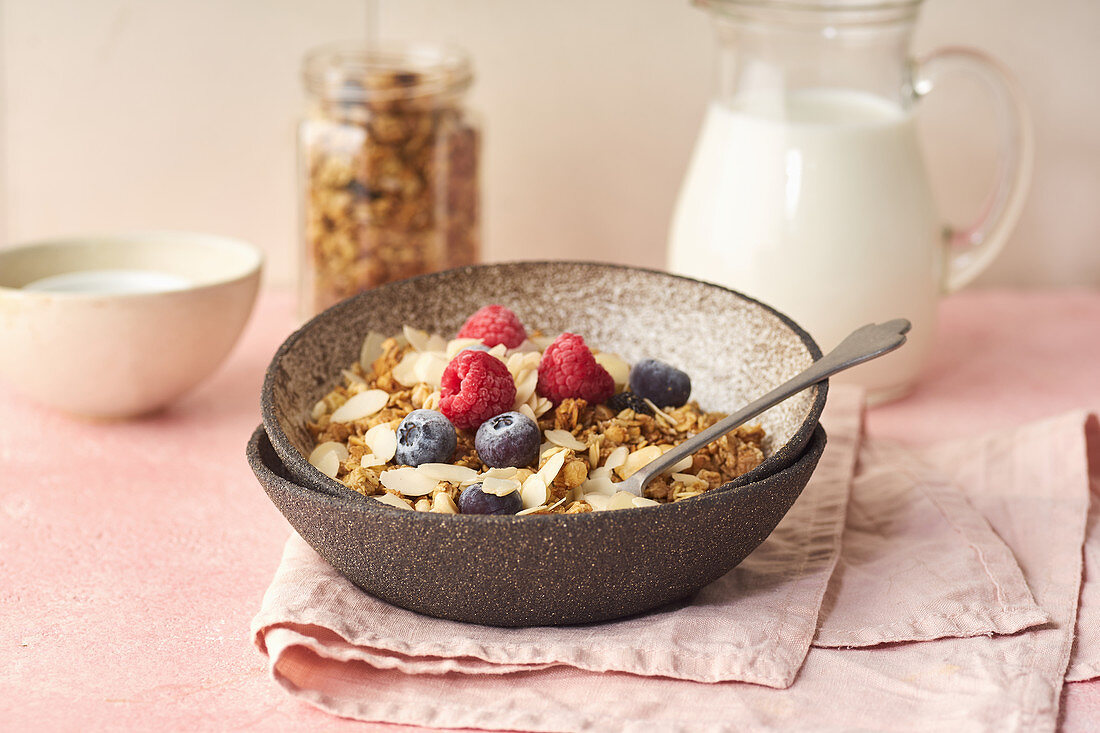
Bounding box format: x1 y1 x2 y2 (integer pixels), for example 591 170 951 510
248 423 825 626
257 261 829 626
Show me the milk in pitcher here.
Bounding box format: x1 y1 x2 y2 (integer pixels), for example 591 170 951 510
669 88 942 400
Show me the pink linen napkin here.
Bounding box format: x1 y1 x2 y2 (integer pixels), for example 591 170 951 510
814 438 1048 647
252 389 861 690
1067 415 1100 681
252 388 1097 731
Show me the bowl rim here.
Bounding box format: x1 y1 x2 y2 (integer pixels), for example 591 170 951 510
249 421 829 526
0 230 264 298
261 259 827 512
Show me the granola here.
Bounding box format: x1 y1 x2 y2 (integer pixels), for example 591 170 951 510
305 311 765 516
301 49 479 317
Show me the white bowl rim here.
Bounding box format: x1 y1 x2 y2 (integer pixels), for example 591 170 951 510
0 230 263 299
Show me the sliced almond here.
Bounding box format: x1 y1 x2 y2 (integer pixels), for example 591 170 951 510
359 331 387 372
478 466 518 481
513 369 539 407
330 389 389 423
530 396 554 418
608 490 637 510
506 351 541 375
518 496 568 516
414 497 431 512
403 324 431 352
391 351 422 387
310 399 327 421
481 477 521 496
341 368 366 386
588 440 600 468
580 475 618 496
588 466 612 480
537 448 568 486
518 403 538 422
308 441 349 478
363 423 398 463
529 334 556 351
632 496 660 508
413 352 448 388
380 467 439 496
616 445 663 480
357 453 383 468
594 352 630 387
544 429 587 452
460 466 518 487
510 339 544 356
505 352 527 376
603 445 629 471
431 492 458 514
425 333 448 353
446 337 483 359
520 474 549 509
373 493 413 510
584 493 611 511
417 463 478 484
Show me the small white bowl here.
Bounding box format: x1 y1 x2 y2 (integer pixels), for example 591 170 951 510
0 232 262 418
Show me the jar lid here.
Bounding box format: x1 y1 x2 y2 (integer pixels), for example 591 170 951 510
303 41 473 103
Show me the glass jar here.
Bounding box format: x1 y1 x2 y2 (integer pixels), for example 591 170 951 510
299 42 480 318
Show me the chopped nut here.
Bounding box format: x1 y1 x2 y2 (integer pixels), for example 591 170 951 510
558 459 588 489
431 492 459 514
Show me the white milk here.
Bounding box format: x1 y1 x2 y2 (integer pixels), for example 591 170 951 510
669 89 942 401
23 269 192 295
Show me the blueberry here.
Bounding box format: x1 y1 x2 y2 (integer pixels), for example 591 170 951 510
395 409 457 467
606 390 654 415
458 483 523 515
461 343 492 353
474 411 540 468
628 359 692 408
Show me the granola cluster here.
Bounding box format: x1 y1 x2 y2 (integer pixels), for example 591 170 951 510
301 67 479 316
305 325 765 515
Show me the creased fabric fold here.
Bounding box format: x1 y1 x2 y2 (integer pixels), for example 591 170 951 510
252 386 1097 731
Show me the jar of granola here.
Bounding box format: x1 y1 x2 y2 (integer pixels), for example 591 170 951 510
299 42 480 317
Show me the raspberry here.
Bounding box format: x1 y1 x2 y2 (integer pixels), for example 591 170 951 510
536 333 615 406
440 350 517 431
456 305 527 349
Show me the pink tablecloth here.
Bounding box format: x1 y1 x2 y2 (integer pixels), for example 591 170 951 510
2 288 1099 731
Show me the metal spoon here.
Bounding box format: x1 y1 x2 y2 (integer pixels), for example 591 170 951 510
618 318 912 497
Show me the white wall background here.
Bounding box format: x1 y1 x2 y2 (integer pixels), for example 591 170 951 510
1 0 1097 289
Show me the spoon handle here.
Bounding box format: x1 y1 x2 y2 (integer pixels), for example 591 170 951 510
619 318 912 496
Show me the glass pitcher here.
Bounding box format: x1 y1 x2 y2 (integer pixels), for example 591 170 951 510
668 0 1031 403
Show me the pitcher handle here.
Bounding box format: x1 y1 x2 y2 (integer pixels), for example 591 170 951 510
913 47 1034 294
